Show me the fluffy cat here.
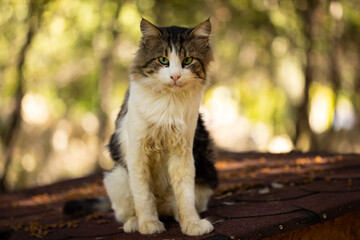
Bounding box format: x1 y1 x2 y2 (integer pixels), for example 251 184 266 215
104 18 217 236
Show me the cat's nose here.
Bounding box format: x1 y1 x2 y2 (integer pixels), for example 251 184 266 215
171 74 181 83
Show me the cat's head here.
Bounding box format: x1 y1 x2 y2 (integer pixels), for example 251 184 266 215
130 18 213 93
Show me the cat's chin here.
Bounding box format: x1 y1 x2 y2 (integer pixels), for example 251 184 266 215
152 87 181 94
168 84 184 92
167 83 199 93
151 83 189 93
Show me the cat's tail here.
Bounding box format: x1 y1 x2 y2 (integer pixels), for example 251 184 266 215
63 197 111 216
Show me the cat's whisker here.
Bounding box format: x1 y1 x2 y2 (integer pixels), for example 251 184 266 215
202 79 215 87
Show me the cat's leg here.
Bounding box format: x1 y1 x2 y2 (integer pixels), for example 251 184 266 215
195 184 213 213
123 216 138 233
157 185 212 222
127 150 165 234
168 152 214 236
157 192 177 219
103 165 138 233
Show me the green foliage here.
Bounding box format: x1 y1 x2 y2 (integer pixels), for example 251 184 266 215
1 0 360 191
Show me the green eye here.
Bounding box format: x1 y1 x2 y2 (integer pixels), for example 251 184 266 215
182 57 193 65
158 57 169 65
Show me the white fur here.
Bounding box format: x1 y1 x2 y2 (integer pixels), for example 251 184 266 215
104 49 214 236
103 165 137 232
195 185 214 213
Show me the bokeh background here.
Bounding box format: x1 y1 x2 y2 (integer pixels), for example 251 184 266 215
1 0 360 191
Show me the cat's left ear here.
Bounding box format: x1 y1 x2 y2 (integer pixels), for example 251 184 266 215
140 18 161 38
190 18 211 38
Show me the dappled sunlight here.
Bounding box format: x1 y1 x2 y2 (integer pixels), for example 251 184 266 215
203 86 294 153
277 57 304 105
49 136 99 178
118 3 142 38
271 36 288 57
21 154 36 173
49 17 65 36
12 183 105 208
52 128 69 151
213 153 346 193
81 112 100 134
330 1 343 20
238 44 257 68
309 84 335 134
267 135 293 153
21 93 50 125
251 122 271 151
203 86 251 151
334 96 356 131
115 40 138 64
52 120 72 152
1 0 360 191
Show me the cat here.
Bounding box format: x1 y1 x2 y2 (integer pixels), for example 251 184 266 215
104 18 218 236
64 18 218 236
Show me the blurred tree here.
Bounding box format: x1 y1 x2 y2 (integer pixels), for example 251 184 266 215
0 0 360 191
294 0 319 151
1 0 50 191
96 0 123 170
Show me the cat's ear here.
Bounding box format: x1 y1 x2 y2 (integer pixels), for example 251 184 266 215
140 18 161 37
190 18 211 38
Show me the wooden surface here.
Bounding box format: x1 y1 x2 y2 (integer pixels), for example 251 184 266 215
0 151 360 240
265 210 360 240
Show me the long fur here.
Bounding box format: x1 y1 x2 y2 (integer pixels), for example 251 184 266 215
104 19 218 236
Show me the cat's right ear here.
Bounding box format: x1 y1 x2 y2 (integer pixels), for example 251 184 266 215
190 18 211 38
140 18 161 38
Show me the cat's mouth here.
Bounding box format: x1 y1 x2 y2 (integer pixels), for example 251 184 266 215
165 79 203 92
167 81 186 91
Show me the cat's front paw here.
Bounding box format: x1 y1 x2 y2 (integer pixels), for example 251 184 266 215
139 220 165 235
123 216 138 233
181 219 214 236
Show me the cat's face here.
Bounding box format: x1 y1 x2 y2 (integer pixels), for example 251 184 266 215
131 19 213 93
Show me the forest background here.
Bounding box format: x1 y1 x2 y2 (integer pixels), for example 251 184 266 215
1 0 360 191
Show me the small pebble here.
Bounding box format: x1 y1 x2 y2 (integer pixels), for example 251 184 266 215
258 187 270 194
271 182 284 189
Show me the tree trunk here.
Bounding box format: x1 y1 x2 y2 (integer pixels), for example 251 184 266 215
96 1 122 170
0 0 48 192
294 0 319 151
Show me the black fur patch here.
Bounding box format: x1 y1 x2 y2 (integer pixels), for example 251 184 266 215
107 90 129 168
193 114 218 189
63 198 110 216
108 133 124 165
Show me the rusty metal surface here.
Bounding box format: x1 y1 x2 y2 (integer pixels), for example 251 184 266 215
0 152 360 240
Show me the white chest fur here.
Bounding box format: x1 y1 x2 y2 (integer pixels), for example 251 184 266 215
125 81 204 152
130 81 203 124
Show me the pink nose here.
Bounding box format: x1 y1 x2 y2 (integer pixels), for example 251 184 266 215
171 74 181 83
